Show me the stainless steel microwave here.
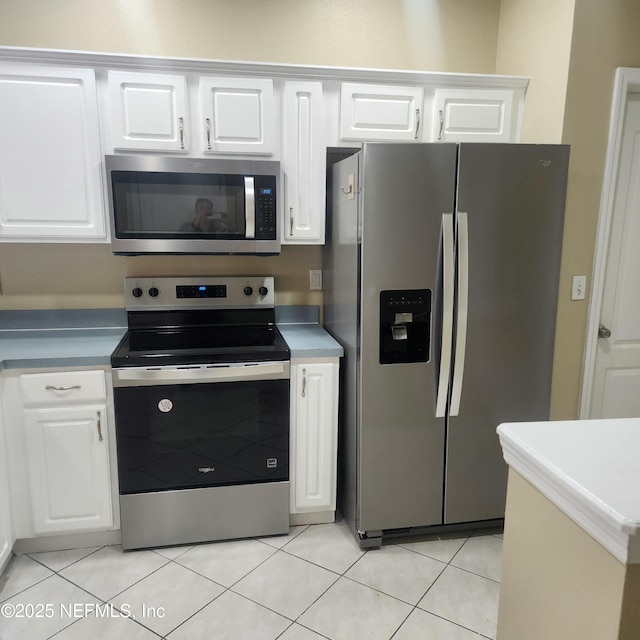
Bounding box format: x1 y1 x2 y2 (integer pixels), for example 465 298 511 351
105 155 280 255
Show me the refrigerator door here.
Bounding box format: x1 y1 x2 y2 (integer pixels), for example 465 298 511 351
358 143 457 533
444 143 569 524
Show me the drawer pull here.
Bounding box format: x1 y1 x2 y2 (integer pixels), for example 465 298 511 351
97 410 104 442
302 368 307 397
45 384 81 391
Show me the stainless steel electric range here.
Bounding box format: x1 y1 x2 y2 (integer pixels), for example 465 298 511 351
111 276 290 550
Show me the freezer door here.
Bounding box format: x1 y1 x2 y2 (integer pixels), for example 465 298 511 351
358 143 457 532
444 144 569 524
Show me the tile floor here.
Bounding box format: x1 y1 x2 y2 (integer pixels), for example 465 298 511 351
0 517 503 640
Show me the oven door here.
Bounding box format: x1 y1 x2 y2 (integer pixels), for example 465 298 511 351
112 361 290 496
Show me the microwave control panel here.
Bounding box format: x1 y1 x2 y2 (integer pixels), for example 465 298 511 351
255 176 277 240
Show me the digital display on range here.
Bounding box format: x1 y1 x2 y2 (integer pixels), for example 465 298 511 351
176 285 227 299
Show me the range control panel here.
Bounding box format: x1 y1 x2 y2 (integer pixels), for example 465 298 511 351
124 276 275 310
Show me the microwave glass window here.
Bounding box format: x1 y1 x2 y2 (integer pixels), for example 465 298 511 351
112 172 246 238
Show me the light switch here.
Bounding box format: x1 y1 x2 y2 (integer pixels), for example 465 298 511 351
571 275 587 300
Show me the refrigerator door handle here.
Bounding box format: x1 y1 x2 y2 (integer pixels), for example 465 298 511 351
450 211 469 416
436 213 455 418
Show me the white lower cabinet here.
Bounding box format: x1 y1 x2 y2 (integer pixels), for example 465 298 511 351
290 359 339 523
18 370 113 536
24 405 112 534
0 382 15 569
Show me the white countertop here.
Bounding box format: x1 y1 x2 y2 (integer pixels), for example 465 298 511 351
498 418 640 565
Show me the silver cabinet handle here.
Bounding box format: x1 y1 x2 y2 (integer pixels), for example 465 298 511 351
289 207 294 236
414 108 421 140
450 211 469 417
205 117 212 150
97 410 103 442
301 368 307 397
438 109 444 141
436 213 454 418
598 324 612 339
45 384 81 391
179 117 185 150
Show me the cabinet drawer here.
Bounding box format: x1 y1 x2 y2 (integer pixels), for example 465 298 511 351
21 370 106 406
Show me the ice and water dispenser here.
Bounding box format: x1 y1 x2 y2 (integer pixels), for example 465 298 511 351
379 289 431 364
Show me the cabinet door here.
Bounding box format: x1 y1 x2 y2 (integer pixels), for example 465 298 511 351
340 82 424 141
291 362 338 513
434 88 516 143
0 64 105 240
282 81 325 244
199 77 274 154
0 392 14 570
108 70 188 152
24 404 112 534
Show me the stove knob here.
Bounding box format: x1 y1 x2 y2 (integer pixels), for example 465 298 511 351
243 286 253 296
148 287 159 298
132 287 143 298
258 286 269 297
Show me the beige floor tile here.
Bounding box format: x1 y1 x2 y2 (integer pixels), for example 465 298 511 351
397 531 470 563
283 523 364 574
0 574 99 640
298 577 412 640
394 608 487 639
278 623 327 640
174 538 276 587
167 590 290 640
110 561 224 636
451 533 503 582
59 545 168 601
418 565 500 639
257 525 307 549
28 547 100 573
0 555 53 602
233 551 338 619
152 544 193 560
50 611 160 640
345 544 446 604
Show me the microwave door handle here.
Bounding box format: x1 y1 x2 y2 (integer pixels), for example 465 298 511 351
245 176 255 239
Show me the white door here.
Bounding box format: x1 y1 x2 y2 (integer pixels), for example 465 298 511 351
0 64 105 240
24 404 113 534
107 70 188 152
282 81 325 244
587 89 640 418
199 77 274 155
340 82 424 141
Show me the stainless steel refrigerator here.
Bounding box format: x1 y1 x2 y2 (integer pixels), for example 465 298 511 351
323 143 569 548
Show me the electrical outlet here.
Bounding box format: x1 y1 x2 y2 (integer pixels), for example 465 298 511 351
309 270 322 291
571 275 587 300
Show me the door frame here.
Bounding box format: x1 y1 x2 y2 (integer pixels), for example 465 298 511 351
580 67 640 418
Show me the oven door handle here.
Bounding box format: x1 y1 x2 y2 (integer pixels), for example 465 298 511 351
113 361 289 387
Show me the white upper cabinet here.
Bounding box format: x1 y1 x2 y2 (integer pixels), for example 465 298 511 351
340 82 424 142
433 88 517 143
0 64 105 240
282 81 325 244
107 70 188 152
199 77 275 155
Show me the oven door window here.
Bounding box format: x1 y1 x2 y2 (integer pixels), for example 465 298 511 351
111 171 247 240
114 379 289 494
